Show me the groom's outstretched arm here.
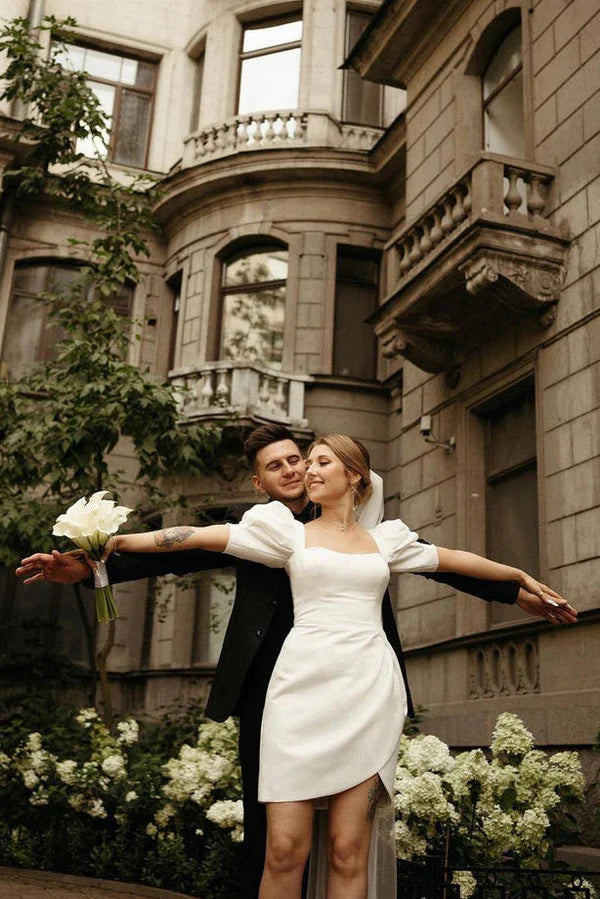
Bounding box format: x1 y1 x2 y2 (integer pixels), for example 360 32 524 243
17 547 237 587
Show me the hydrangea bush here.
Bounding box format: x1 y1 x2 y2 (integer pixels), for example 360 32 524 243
0 706 593 898
0 707 243 897
394 712 594 897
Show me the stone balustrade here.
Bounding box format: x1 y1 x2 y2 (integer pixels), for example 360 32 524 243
395 154 556 280
182 110 383 166
468 636 540 699
170 361 311 429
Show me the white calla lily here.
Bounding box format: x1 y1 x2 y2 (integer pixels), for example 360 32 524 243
52 493 133 623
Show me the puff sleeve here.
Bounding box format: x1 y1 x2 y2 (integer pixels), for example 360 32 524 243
370 519 439 573
225 501 302 568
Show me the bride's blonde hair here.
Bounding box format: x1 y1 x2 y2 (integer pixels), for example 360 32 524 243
307 434 372 502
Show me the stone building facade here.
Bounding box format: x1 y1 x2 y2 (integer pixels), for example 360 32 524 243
0 0 598 754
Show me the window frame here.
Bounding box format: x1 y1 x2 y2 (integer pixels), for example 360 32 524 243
55 39 158 169
341 9 384 127
218 242 289 370
481 24 524 157
236 12 303 115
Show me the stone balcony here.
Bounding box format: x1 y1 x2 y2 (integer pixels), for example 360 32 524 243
181 109 383 169
170 361 312 431
374 153 571 376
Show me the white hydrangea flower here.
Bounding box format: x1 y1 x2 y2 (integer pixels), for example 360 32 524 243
404 734 455 776
68 793 87 812
155 803 176 828
88 798 107 818
491 712 534 760
125 790 138 802
25 733 42 752
76 708 99 728
56 760 78 785
29 789 49 806
101 754 126 778
22 769 40 789
146 823 158 837
0 752 10 768
568 878 597 899
206 799 244 830
452 871 477 898
481 804 514 848
547 751 585 797
515 807 550 850
116 719 139 746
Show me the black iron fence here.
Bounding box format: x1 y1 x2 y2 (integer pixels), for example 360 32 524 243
397 856 600 898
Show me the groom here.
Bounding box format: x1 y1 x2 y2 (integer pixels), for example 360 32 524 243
17 424 575 897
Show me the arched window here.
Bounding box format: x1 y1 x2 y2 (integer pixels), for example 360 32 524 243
219 245 288 369
482 25 524 158
1 260 133 381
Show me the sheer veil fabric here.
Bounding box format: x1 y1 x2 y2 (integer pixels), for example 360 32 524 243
306 470 398 899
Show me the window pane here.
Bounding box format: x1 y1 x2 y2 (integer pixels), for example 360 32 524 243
192 570 235 665
112 90 152 167
83 47 122 81
55 42 86 71
220 287 286 368
484 69 525 157
238 47 301 114
120 57 155 88
344 71 382 126
224 249 288 286
1 294 48 380
483 25 522 99
488 388 536 473
333 281 377 379
76 81 114 158
243 19 302 53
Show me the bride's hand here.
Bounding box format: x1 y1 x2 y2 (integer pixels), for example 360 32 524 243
101 536 118 562
518 571 567 612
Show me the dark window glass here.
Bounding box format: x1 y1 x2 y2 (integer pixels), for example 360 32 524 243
0 566 91 668
333 247 379 380
343 11 382 127
479 382 538 625
1 261 133 381
55 42 156 168
167 270 182 373
220 247 288 369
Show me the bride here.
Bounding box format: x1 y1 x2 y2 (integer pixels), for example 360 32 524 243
105 433 563 899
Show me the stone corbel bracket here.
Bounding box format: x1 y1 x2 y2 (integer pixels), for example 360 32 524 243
459 250 562 329
379 318 461 376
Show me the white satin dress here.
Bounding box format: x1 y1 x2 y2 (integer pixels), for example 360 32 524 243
226 501 439 897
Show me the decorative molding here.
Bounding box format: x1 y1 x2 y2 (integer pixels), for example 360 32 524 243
468 636 540 699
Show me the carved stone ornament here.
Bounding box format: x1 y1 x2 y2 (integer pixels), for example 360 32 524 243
459 251 561 328
380 320 460 373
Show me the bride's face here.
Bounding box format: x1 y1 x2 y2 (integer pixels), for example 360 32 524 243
305 444 353 503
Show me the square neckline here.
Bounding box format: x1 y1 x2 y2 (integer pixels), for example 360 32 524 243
299 520 383 557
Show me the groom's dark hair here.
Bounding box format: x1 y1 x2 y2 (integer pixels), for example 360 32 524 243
244 424 298 469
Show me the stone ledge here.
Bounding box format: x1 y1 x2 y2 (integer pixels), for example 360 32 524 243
556 847 600 871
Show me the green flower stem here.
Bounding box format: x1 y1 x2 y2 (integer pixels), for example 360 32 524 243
95 584 118 623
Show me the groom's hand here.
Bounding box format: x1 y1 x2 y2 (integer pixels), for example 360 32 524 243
516 586 577 625
16 550 91 585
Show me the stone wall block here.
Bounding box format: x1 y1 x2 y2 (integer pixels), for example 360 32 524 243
580 9 600 63
571 409 600 464
546 457 600 520
543 366 595 430
400 454 423 499
424 101 454 157
402 385 423 425
407 88 441 145
561 557 600 610
539 108 584 164
295 327 322 354
544 421 574 474
299 254 325 279
553 0 599 52
534 34 579 110
575 506 600 559
297 277 325 304
303 231 326 255
535 95 558 144
421 445 456 491
560 117 600 201
546 516 578 567
583 89 600 141
533 21 555 72
406 134 425 176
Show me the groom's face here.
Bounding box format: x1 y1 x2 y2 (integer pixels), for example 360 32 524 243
252 439 307 504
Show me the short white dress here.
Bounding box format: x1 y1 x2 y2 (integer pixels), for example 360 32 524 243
226 501 439 896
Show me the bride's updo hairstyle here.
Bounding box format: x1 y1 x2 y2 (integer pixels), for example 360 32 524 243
307 434 372 503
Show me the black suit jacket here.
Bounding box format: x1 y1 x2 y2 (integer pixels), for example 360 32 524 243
101 518 519 720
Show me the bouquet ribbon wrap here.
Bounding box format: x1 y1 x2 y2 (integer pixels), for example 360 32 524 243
91 560 110 589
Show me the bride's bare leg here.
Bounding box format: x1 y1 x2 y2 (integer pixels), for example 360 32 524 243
259 799 314 898
326 774 381 899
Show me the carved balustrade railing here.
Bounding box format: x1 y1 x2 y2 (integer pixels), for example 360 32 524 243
395 154 556 281
182 110 383 166
170 361 311 429
468 636 539 699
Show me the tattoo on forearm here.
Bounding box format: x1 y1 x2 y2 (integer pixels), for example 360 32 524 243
154 527 194 548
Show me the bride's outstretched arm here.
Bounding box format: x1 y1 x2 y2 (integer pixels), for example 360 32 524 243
436 547 557 601
106 525 230 557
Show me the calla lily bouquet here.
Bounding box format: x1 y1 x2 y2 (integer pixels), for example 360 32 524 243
53 492 133 623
